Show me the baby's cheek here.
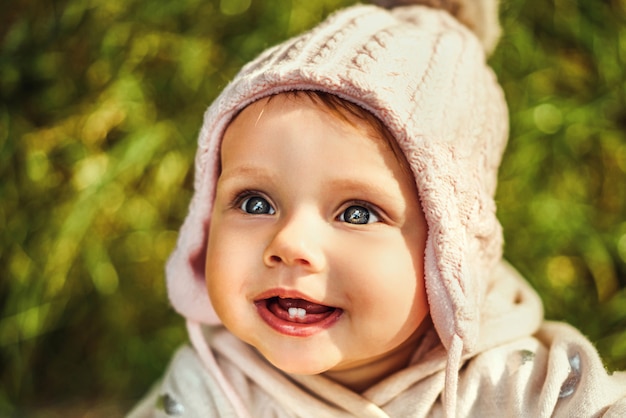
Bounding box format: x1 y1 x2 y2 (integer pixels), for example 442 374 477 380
205 253 231 314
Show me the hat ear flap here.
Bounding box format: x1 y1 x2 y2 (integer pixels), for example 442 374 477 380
422 199 480 353
166 147 223 325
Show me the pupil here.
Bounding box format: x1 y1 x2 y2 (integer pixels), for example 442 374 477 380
246 197 269 214
345 206 369 224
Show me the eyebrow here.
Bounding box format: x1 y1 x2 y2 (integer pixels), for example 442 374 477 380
326 177 402 203
218 165 277 183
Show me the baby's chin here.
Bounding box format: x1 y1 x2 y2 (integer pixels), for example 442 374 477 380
244 336 344 376
267 356 334 376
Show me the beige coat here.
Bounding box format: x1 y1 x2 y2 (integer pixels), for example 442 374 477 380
129 263 626 417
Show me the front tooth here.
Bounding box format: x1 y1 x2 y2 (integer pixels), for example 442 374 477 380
288 307 307 319
296 308 306 319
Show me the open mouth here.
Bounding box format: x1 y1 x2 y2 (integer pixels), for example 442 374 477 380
254 296 343 337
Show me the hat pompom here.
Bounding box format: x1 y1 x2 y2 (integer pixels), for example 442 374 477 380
371 0 501 54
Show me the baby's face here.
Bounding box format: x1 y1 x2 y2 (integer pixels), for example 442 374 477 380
205 94 429 389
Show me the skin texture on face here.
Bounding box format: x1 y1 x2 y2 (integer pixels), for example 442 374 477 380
205 93 429 392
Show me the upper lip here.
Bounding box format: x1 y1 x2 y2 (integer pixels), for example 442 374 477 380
253 288 337 308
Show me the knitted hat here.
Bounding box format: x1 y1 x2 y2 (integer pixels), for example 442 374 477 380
167 0 508 361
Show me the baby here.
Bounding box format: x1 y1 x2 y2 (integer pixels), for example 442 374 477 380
131 0 626 416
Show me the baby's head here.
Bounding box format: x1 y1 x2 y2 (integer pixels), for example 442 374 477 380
167 0 508 384
206 91 429 389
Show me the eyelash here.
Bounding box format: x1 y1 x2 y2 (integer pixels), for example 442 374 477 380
231 190 274 212
338 201 383 224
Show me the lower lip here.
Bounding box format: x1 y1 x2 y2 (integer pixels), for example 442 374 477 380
255 300 343 337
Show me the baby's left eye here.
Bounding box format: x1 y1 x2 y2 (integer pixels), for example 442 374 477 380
338 205 380 225
240 195 275 215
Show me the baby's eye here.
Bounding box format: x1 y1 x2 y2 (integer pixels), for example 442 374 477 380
240 195 275 215
339 205 379 225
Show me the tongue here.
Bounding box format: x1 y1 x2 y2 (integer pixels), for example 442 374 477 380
276 297 333 314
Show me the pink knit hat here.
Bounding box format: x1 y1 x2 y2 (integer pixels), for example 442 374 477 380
166 0 508 360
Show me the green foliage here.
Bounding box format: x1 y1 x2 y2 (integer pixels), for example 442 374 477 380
1 0 625 414
492 0 626 371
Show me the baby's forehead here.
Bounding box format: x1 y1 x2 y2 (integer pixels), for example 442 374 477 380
223 92 392 154
234 92 387 135
227 91 408 167
225 93 406 172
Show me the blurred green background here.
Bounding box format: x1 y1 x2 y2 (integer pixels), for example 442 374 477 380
1 0 626 415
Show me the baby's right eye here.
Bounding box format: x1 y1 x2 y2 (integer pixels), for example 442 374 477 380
240 195 276 215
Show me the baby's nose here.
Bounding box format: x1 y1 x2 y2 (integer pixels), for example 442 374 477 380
262 213 326 272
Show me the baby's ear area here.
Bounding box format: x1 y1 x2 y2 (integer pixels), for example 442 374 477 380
165 199 223 325
188 238 208 285
370 0 502 55
166 244 222 325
